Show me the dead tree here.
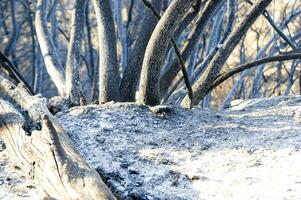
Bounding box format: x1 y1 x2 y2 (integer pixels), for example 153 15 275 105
92 0 120 103
181 0 273 108
1 1 301 197
119 0 161 102
65 0 86 105
159 0 223 98
35 0 66 96
137 0 196 106
0 75 116 199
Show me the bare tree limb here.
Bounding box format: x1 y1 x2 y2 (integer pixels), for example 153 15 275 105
140 0 194 106
35 0 66 96
209 52 301 92
92 0 120 103
0 50 34 95
138 0 196 106
65 0 86 105
181 0 272 108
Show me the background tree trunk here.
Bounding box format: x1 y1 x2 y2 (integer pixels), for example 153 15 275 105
119 0 161 102
159 0 223 98
92 0 120 103
65 0 86 105
138 0 196 106
35 0 66 96
181 0 272 108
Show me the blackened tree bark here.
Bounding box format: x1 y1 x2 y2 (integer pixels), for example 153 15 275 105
159 0 223 97
119 0 161 102
181 0 272 108
65 0 86 105
92 0 120 103
137 0 196 106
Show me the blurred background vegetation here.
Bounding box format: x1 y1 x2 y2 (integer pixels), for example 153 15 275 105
0 0 300 109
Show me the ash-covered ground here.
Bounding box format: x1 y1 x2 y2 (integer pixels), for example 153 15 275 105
0 142 38 200
58 96 301 200
1 96 301 199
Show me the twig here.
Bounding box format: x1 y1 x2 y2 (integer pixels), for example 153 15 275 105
244 0 297 49
0 51 34 95
209 52 301 91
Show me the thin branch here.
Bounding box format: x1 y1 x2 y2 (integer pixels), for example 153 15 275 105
126 0 135 29
244 0 297 49
0 51 34 95
209 52 301 91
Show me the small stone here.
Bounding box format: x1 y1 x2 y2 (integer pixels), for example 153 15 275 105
159 158 173 165
95 137 105 143
190 175 200 181
120 163 129 169
149 105 172 115
26 185 36 189
148 141 158 146
129 168 139 175
0 140 6 151
102 127 113 132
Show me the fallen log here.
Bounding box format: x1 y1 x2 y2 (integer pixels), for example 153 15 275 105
0 75 115 200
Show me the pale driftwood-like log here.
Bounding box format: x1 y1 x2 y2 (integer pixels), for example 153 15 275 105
0 76 115 200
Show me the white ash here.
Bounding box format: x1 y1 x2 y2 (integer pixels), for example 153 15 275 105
0 147 38 200
1 96 301 199
54 96 301 200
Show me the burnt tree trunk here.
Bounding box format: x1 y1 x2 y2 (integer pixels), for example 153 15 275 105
35 0 66 96
137 0 195 106
181 0 272 108
0 75 115 200
65 0 86 105
92 0 120 103
119 0 161 102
